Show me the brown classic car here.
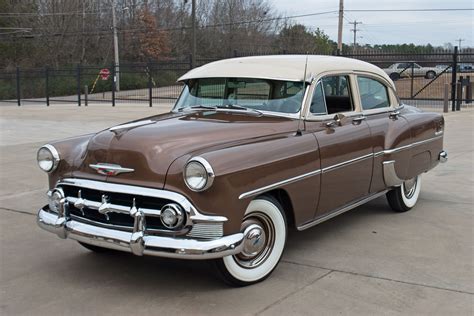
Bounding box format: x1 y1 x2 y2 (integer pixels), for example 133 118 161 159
37 55 447 286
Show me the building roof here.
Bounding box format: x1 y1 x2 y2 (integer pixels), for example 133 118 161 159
178 55 393 86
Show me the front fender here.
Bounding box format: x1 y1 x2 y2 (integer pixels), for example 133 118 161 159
46 134 94 188
164 132 320 235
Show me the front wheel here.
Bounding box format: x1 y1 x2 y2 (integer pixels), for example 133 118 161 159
213 196 287 286
386 175 422 212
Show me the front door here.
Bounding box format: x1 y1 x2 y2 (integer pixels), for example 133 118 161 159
306 74 373 217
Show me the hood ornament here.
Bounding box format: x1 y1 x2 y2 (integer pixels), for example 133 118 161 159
89 163 134 176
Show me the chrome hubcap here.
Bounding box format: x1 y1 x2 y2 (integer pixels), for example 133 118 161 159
242 225 266 257
403 177 418 199
235 212 275 269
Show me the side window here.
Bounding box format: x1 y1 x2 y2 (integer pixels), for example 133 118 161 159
310 82 327 115
321 75 353 114
357 76 390 110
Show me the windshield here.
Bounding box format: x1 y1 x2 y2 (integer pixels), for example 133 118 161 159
174 78 305 114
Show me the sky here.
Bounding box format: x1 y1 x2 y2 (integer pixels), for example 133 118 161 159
271 0 473 47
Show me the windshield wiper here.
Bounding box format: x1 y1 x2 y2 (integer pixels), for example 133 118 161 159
217 104 262 115
177 105 217 112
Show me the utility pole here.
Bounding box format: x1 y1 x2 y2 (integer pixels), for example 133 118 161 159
337 0 344 54
350 20 362 53
112 0 120 91
191 0 196 68
455 38 465 51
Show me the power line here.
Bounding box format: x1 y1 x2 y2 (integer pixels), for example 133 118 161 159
0 10 339 38
345 8 473 12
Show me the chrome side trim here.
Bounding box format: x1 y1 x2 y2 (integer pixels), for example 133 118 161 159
238 169 322 200
382 160 404 187
297 190 388 231
238 153 373 200
435 130 444 136
321 153 373 173
383 135 443 155
239 134 442 200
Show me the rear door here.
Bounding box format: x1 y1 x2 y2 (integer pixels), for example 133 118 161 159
305 74 373 217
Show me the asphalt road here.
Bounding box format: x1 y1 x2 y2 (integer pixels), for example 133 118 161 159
0 104 472 315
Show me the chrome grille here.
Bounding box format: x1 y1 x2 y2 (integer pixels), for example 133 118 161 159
187 222 224 240
60 184 178 232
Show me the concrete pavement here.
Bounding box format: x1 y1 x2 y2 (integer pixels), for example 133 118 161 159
0 104 472 315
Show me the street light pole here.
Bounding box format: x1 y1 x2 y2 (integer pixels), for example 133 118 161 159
112 0 120 91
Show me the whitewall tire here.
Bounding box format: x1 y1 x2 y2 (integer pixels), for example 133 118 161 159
386 175 422 212
213 196 287 286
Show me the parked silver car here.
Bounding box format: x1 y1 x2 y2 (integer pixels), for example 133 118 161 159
383 63 438 80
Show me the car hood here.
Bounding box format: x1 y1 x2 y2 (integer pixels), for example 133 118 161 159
74 110 299 189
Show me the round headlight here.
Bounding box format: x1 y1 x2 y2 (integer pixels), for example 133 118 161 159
37 144 60 172
48 189 64 214
160 204 184 229
184 157 214 192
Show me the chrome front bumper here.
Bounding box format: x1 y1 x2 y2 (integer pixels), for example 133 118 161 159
37 207 245 259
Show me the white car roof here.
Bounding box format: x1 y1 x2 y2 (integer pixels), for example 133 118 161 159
178 55 393 87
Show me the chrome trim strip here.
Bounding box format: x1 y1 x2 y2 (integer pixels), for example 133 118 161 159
321 153 373 173
382 160 404 187
383 135 443 155
297 190 388 231
109 120 156 134
238 169 322 200
239 135 442 200
435 130 444 136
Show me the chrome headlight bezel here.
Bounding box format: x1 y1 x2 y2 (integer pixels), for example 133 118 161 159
37 144 60 173
183 157 215 192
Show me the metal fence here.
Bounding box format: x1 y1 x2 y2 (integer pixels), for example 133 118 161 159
1 48 473 111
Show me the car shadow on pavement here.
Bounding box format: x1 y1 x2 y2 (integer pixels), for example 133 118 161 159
49 196 393 290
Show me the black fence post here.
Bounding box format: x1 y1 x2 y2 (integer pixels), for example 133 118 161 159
410 62 414 98
16 66 21 106
45 67 50 106
148 64 153 107
111 63 116 107
451 46 458 111
77 64 81 106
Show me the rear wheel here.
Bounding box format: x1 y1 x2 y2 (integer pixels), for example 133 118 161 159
389 72 400 81
213 196 287 286
425 71 436 79
386 175 422 212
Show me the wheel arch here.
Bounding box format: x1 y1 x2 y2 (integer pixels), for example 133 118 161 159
259 188 295 228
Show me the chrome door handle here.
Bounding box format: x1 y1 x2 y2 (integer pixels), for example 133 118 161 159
352 116 366 124
389 110 400 119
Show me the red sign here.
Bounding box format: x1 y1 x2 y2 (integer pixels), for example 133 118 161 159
99 68 110 80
